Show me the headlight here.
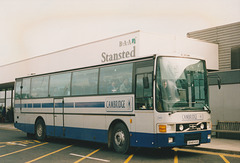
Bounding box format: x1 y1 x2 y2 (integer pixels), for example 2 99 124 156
167 124 175 132
158 124 175 133
179 124 184 131
207 122 211 129
200 123 205 130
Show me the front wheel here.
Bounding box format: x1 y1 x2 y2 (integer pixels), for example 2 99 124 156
35 119 46 141
112 123 130 153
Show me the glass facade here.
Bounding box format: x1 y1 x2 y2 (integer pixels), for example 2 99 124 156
0 89 14 122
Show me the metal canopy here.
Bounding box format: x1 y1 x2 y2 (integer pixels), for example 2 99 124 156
0 82 14 91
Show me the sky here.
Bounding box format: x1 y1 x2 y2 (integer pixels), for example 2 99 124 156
0 0 239 66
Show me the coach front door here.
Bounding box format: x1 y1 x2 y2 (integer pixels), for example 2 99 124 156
53 98 65 137
134 62 155 147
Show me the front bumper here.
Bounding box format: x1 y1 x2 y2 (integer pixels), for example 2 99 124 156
131 130 211 148
156 130 211 147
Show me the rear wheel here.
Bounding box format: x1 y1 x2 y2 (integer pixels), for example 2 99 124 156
112 123 130 153
35 119 46 141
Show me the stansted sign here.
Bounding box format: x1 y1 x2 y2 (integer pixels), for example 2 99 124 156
101 38 136 63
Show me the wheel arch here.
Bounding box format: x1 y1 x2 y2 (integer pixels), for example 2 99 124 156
35 116 45 126
34 116 47 141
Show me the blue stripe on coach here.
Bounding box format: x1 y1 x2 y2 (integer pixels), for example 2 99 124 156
15 101 105 109
75 102 105 108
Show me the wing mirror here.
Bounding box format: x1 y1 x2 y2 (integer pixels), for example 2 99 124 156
208 73 221 89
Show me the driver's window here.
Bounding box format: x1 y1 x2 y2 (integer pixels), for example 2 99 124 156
136 73 153 110
135 59 153 110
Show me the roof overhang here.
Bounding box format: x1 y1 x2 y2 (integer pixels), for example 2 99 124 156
0 82 14 91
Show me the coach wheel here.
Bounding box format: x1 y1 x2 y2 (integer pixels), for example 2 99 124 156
35 119 46 141
112 123 130 153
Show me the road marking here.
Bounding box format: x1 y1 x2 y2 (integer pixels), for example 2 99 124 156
219 154 230 163
20 140 35 144
70 153 110 162
74 148 100 163
1 140 38 147
0 142 48 158
173 147 240 158
34 140 41 143
6 142 27 146
174 151 178 163
124 154 134 163
25 144 72 163
0 145 6 148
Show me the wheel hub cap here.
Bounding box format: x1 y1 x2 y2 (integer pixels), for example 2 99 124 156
114 131 125 146
37 125 43 137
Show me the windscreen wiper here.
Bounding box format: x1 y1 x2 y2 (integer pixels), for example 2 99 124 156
203 105 211 114
195 101 211 114
168 107 197 115
168 102 211 115
168 110 178 115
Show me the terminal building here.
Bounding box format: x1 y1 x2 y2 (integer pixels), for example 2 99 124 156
0 22 239 132
188 22 240 139
187 22 240 130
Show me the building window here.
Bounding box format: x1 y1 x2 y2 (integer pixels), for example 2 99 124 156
231 46 240 69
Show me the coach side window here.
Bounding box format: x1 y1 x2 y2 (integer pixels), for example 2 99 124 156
22 78 31 99
31 76 49 98
15 79 22 99
49 73 71 97
72 69 98 96
99 63 133 94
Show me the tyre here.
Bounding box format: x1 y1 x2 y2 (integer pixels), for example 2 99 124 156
112 123 130 153
35 119 46 141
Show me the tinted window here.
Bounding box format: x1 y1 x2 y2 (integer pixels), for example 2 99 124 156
22 78 31 99
99 63 133 94
49 73 71 97
15 79 22 99
136 73 153 98
231 46 240 69
31 76 49 98
136 73 153 110
72 69 98 96
135 60 154 110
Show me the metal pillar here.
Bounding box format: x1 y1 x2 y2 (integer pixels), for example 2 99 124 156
4 89 6 115
11 89 13 109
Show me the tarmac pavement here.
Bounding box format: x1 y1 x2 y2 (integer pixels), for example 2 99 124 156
0 123 17 131
196 137 240 153
1 123 240 154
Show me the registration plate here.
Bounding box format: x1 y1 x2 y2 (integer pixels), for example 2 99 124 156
187 140 199 145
